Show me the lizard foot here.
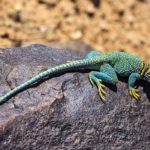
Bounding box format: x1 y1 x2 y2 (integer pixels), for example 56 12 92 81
97 80 106 103
88 74 107 103
129 87 140 100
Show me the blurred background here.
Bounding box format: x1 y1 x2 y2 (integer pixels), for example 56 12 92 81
0 0 150 59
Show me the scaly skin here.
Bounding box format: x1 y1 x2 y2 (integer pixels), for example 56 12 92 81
0 51 150 104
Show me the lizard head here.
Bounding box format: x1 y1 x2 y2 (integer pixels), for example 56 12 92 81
140 61 150 82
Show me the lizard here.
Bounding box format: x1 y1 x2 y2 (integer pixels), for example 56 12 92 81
0 51 150 105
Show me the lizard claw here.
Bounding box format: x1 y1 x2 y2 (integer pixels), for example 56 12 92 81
98 80 106 103
88 74 94 87
129 87 140 100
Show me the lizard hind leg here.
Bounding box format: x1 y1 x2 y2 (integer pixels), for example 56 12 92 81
66 50 102 64
89 64 118 103
89 73 106 102
85 51 103 70
85 50 102 59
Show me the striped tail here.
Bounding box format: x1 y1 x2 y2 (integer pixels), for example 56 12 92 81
0 57 109 104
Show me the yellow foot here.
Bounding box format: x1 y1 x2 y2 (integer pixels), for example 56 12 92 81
88 74 94 87
98 80 106 103
88 75 107 103
129 87 140 100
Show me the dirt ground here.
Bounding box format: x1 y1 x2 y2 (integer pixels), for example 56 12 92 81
0 0 150 59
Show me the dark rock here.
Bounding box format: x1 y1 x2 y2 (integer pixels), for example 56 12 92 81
0 44 150 150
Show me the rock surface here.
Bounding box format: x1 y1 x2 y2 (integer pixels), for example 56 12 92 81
0 44 150 150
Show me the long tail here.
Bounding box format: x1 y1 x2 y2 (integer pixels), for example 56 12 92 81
0 56 110 104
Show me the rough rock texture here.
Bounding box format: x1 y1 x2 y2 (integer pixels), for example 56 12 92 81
0 44 150 150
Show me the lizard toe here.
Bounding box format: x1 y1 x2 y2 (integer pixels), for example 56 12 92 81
98 80 107 103
129 87 140 100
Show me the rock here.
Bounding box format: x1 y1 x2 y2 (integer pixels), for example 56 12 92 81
70 30 83 40
0 44 150 149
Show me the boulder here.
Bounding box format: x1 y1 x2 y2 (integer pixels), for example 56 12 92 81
0 44 149 149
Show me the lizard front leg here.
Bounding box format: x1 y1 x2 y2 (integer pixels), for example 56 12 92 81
128 73 141 100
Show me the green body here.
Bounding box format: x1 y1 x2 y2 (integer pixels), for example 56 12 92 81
0 51 150 104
